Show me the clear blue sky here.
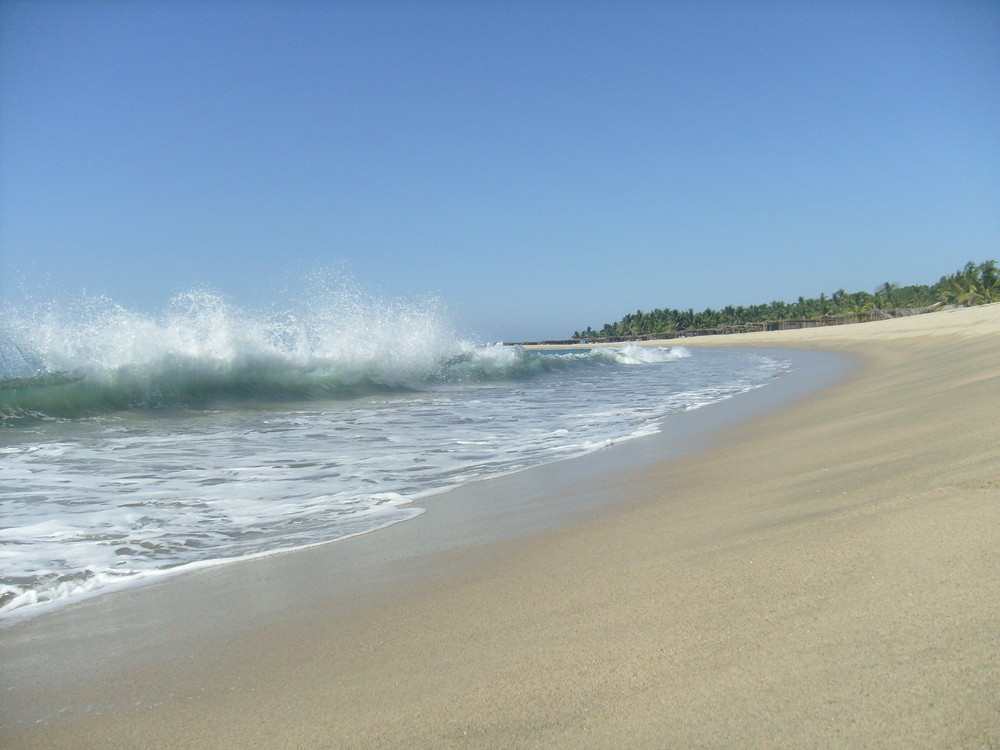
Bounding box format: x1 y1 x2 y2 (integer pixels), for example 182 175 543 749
2 0 998 342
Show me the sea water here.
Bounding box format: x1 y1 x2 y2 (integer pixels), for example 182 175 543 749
0 288 788 621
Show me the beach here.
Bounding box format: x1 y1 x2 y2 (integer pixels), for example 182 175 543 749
2 304 999 748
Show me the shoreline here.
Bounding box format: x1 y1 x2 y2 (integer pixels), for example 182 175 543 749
0 347 843 629
2 305 999 748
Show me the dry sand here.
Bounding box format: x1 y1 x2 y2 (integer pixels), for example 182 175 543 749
2 304 999 749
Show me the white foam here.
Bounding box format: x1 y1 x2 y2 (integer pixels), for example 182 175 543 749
1 331 788 622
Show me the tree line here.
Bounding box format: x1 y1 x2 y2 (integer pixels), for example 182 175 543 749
572 260 999 340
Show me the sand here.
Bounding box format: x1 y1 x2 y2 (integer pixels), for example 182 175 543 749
2 304 999 749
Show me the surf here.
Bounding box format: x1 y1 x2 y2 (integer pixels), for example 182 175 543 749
1 286 699 423
1 281 760 622
1 287 490 421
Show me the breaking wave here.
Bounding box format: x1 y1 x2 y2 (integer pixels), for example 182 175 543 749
1 288 687 423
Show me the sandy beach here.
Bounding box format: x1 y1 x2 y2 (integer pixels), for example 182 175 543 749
2 304 999 749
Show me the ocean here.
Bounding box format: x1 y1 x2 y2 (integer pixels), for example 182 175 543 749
0 288 790 622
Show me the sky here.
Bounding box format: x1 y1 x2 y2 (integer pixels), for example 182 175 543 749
1 1 998 342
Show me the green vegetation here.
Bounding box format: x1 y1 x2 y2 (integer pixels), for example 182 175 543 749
572 260 999 340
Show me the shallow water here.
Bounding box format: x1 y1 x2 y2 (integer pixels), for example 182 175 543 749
1 290 789 620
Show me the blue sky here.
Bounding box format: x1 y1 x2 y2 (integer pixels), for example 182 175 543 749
2 1 998 342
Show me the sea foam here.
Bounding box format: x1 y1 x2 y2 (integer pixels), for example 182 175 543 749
1 285 509 420
1 285 786 622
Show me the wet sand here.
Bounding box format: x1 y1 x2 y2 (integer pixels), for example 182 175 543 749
2 304 999 748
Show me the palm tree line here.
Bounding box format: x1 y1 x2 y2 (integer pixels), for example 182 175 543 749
572 260 998 341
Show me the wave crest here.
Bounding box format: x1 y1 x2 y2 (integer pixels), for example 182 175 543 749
1 287 458 419
2 288 691 422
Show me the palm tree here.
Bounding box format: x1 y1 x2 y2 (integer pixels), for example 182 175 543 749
875 282 898 310
938 266 984 307
977 260 999 303
843 292 873 320
768 300 790 320
818 292 832 316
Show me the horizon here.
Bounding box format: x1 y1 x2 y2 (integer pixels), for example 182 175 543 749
2 1 998 343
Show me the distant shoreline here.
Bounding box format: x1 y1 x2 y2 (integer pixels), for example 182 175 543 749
516 304 948 348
